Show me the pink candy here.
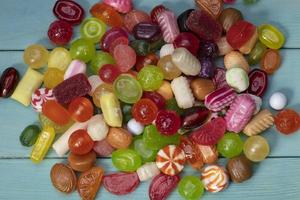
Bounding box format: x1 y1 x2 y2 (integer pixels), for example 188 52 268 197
158 10 180 43
205 86 237 112
225 94 256 133
103 0 132 14
64 60 86 80
31 88 55 112
213 67 228 89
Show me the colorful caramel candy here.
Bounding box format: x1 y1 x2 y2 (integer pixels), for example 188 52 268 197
216 36 234 56
133 22 161 42
173 32 200 56
0 67 19 98
42 100 71 125
100 92 123 127
157 10 180 43
70 38 95 63
227 155 253 183
80 17 107 43
201 165 229 193
90 3 123 27
68 97 93 122
156 145 186 176
260 49 281 74
191 78 216 101
180 136 204 170
31 88 55 112
68 151 96 172
258 24 285 49
225 67 249 93
107 127 132 149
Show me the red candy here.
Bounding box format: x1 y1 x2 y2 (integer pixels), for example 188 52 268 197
247 69 268 97
190 117 226 145
53 0 84 25
173 32 200 56
42 100 71 125
103 0 132 14
213 67 228 89
68 97 94 122
113 44 137 72
180 136 204 170
48 20 73 45
226 20 256 49
132 98 158 125
181 107 210 130
99 64 121 84
142 91 166 110
155 110 181 135
103 172 140 195
150 5 167 24
68 129 94 155
124 10 151 32
275 109 300 135
149 173 180 200
135 54 159 72
31 88 55 112
0 67 19 98
101 27 129 52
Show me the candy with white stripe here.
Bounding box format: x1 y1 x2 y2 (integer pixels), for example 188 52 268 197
64 60 86 80
31 88 55 112
171 76 195 109
201 165 229 193
127 118 144 135
136 162 160 181
157 11 180 43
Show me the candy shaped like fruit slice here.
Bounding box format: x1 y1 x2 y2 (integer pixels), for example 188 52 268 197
53 0 84 25
246 69 268 97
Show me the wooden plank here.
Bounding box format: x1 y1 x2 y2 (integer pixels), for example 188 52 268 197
0 49 299 158
0 0 299 49
0 158 299 199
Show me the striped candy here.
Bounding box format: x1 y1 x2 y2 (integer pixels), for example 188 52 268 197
213 67 228 89
156 145 186 176
31 88 55 112
157 10 180 43
201 165 229 193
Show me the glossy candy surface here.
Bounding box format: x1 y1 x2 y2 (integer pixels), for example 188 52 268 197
99 64 120 84
44 68 64 89
135 53 159 72
243 135 270 162
48 47 71 71
177 9 194 32
90 3 123 27
80 17 106 43
64 59 86 80
69 38 95 63
114 44 137 72
19 125 40 147
90 51 115 74
68 97 94 122
137 65 164 91
225 67 249 93
227 155 253 183
219 8 243 32
179 136 203 170
260 49 281 74
23 44 49 69
53 0 84 25
181 107 210 129
68 129 94 155
217 132 243 158
101 27 129 52
112 149 142 172
42 100 70 125
132 98 158 125
178 176 205 200
157 10 180 43
199 57 215 79
31 88 55 112
48 20 73 45
201 165 229 193
103 0 132 13
248 41 267 65
0 67 19 97
132 136 157 162
157 55 181 80
124 10 151 32
130 40 151 56
100 92 123 127
173 32 200 56
258 24 285 49
107 127 132 149
137 162 160 181
93 139 115 156
155 110 181 135
133 22 161 42
92 83 113 108
39 114 73 134
150 5 167 24
68 151 96 172
247 69 268 97
275 109 300 135
191 78 215 101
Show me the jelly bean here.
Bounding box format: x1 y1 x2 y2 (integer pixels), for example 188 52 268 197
133 22 161 42
177 9 194 32
90 3 123 27
88 75 103 96
70 38 95 63
31 88 55 112
150 5 167 24
171 76 195 109
39 113 73 134
227 20 256 49
68 97 93 122
217 132 243 158
226 67 249 93
124 10 151 32
260 49 281 74
11 68 43 106
101 27 129 52
137 162 160 181
155 110 181 135
269 92 287 110
107 127 132 149
195 0 223 18
103 172 140 195
112 149 142 172
149 173 180 200
143 125 180 150
243 135 270 162
199 57 215 78
132 136 158 163
187 10 222 41
275 109 300 135
227 155 253 183
92 83 113 108
99 64 120 84
181 107 210 130
239 28 258 54
159 43 175 58
258 24 285 49
68 129 94 155
178 176 204 200
30 126 55 164
173 32 200 56
247 69 268 97
224 51 249 72
19 125 40 147
23 44 49 69
248 41 267 65
48 20 73 45
48 47 71 71
191 78 215 101
77 167 104 200
216 36 234 56
90 51 116 75
0 67 19 98
68 151 96 172
143 91 166 110
53 73 91 105
127 118 144 135
44 68 64 89
137 65 164 91
64 60 86 80
156 80 174 100
86 114 109 141
100 92 123 127
103 0 132 14
158 10 180 43
113 44 137 72
80 17 106 43
201 165 229 193
135 53 159 72
132 98 158 125
93 139 115 156
130 40 151 56
53 0 84 25
219 8 243 32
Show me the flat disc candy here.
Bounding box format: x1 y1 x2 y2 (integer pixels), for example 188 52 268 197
31 88 55 112
114 75 142 104
156 145 186 176
275 109 300 135
201 165 229 193
247 69 268 97
53 0 85 25
190 117 226 145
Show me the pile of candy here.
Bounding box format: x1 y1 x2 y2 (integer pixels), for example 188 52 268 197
1 0 300 199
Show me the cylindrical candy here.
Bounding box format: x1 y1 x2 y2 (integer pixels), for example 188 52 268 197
42 100 71 125
225 67 249 93
157 10 180 43
136 162 160 182
31 88 55 112
201 165 229 193
100 92 123 127
64 60 87 80
171 76 195 109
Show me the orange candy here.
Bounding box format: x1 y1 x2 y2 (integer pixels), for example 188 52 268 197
260 49 281 74
90 3 123 27
275 109 300 135
68 97 94 122
42 100 71 125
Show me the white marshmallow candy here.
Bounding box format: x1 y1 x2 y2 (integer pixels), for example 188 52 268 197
127 118 144 135
87 114 109 141
136 162 160 182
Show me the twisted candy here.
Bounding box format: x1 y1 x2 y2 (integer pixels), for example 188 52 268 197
31 88 55 112
201 165 229 193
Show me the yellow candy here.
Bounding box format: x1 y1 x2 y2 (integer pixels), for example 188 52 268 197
23 44 49 69
100 92 122 127
30 126 55 164
44 68 64 89
11 68 43 106
48 47 71 71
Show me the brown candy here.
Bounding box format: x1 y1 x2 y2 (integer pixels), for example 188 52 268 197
50 163 77 194
107 127 132 149
68 151 97 172
78 167 104 200
191 78 216 101
224 51 250 72
197 144 218 164
227 155 253 183
195 0 223 18
219 8 243 32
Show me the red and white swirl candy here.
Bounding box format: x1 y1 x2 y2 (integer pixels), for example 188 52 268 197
31 88 55 112
201 165 229 193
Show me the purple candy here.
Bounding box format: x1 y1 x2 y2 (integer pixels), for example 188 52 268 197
199 57 215 78
198 40 219 58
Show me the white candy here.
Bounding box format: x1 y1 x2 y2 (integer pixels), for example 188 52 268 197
225 67 249 93
64 60 87 80
88 75 103 96
171 76 195 109
87 114 109 141
127 118 144 135
269 92 287 110
136 162 160 182
248 94 262 114
160 43 175 58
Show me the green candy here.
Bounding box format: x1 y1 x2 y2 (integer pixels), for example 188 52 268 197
143 125 180 150
248 41 267 65
39 114 73 134
80 17 106 43
137 65 164 91
132 136 158 163
113 74 143 104
225 67 249 93
217 132 244 158
130 40 150 56
70 38 96 63
112 149 142 172
166 98 184 115
121 103 133 124
150 38 165 53
19 125 41 147
89 51 115 74
178 176 204 200
258 24 285 50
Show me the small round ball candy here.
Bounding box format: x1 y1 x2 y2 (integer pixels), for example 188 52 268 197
217 132 243 158
137 65 164 91
127 118 144 135
226 67 249 93
269 92 287 110
243 135 270 162
48 20 73 45
68 129 94 155
23 44 49 69
70 38 96 63
178 176 204 200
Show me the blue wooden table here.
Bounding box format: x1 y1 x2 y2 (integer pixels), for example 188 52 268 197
0 0 300 199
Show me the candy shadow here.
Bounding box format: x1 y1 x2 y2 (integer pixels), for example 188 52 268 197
77 0 91 14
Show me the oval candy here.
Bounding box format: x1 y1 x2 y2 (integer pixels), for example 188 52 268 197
246 69 268 97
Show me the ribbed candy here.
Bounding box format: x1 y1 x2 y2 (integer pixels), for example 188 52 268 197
103 0 132 13
171 76 195 109
201 165 229 193
157 10 180 43
31 88 55 112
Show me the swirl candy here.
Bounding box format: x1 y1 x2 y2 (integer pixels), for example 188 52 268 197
31 88 55 112
157 10 180 43
201 165 229 193
225 94 256 133
156 145 186 176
